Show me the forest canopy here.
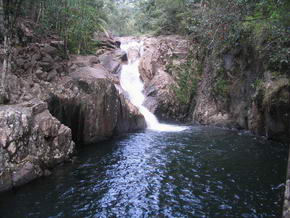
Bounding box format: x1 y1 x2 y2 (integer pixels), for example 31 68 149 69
0 0 289 54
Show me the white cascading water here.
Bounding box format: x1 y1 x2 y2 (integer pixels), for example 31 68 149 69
120 40 187 132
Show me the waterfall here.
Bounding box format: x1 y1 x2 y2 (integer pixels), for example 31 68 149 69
120 40 187 132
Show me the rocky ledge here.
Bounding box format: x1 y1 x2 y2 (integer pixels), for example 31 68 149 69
0 99 74 192
0 32 146 192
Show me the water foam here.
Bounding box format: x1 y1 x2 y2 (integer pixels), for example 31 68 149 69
120 40 187 132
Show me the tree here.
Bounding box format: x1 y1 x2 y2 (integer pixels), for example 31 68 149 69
0 0 22 104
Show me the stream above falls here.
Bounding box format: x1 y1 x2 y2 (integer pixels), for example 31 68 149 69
0 126 288 217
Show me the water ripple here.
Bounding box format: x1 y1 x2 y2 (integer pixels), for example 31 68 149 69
0 126 288 218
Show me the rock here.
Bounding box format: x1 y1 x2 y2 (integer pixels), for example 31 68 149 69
50 40 65 49
47 70 146 144
31 52 41 64
138 36 190 121
89 56 100 65
0 34 148 193
42 54 54 63
0 99 75 192
93 32 118 50
39 61 53 72
114 49 127 62
12 162 42 187
44 169 52 177
98 51 122 75
115 96 147 133
127 48 140 63
35 68 47 81
46 69 58 82
0 87 10 104
42 44 58 56
0 171 12 192
191 44 290 143
71 65 108 80
259 78 290 142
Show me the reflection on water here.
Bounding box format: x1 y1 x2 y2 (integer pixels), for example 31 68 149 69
0 126 288 217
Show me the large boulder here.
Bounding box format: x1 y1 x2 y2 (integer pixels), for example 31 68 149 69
47 66 146 145
0 99 75 192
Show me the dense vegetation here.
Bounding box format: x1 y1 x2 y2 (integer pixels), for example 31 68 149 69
1 0 289 53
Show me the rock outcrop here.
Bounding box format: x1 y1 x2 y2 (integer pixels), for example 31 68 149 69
0 99 74 192
138 35 190 121
47 67 145 144
192 46 290 143
0 31 146 192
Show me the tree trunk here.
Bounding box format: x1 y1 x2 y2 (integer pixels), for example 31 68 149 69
0 0 11 104
0 0 21 104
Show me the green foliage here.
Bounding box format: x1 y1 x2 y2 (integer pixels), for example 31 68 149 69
63 0 107 54
174 69 198 104
169 53 202 104
251 79 264 90
20 0 108 54
214 78 230 98
240 0 290 75
103 1 140 36
136 0 191 35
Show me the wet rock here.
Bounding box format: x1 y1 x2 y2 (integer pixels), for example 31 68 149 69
127 48 140 63
12 162 42 187
114 49 127 62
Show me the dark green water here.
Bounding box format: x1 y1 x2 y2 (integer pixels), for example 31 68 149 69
0 126 288 217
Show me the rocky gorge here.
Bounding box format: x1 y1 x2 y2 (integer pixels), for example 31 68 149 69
0 29 289 203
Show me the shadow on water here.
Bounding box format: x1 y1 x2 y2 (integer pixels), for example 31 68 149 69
0 126 288 217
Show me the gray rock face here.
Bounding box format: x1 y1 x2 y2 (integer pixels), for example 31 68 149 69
138 36 190 121
47 74 146 144
0 99 75 192
249 77 290 143
192 46 290 143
